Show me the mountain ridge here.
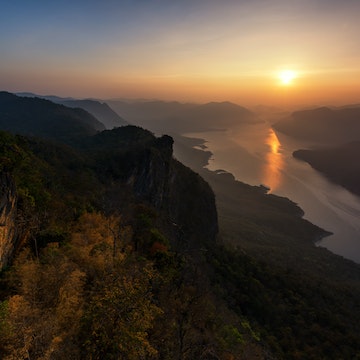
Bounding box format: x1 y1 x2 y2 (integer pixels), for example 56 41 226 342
109 99 261 134
16 92 127 129
1 92 360 359
273 105 360 144
0 91 105 144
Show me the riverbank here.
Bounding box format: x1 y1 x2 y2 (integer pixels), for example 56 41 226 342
173 133 360 278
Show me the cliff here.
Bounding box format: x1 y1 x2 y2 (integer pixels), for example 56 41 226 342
126 134 218 248
82 126 218 248
0 126 219 268
0 173 18 269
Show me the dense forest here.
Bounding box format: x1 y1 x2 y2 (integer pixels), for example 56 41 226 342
0 93 360 359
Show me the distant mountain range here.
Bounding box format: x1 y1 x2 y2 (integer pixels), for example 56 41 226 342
0 91 105 144
17 93 260 134
108 99 261 134
273 106 360 144
17 92 127 129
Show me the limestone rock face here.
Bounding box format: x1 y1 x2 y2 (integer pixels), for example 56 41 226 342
126 134 218 249
0 173 18 269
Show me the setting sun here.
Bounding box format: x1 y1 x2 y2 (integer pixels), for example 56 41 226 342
278 70 297 85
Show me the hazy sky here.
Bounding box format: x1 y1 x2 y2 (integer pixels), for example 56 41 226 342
1 0 360 106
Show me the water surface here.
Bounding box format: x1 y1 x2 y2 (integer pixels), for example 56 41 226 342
186 122 360 263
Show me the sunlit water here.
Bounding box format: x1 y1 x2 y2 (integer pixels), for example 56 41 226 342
186 122 360 263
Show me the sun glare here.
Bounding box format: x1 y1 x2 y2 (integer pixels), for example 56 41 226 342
278 70 297 85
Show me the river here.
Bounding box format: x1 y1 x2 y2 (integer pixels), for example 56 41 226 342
186 121 360 263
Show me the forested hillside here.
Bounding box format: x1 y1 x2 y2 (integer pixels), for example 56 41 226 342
0 93 360 359
0 92 105 144
0 127 257 359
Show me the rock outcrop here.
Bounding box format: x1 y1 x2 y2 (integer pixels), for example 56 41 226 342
86 126 219 249
127 134 218 248
0 125 219 268
0 173 17 269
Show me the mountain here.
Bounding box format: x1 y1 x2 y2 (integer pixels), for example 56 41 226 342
60 100 127 129
0 125 226 359
107 99 197 123
0 92 104 144
294 141 360 196
108 99 260 134
172 134 360 359
178 101 259 128
273 106 360 144
17 92 127 129
1 93 360 359
16 92 75 102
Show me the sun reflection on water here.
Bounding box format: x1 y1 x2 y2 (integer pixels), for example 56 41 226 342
262 129 284 193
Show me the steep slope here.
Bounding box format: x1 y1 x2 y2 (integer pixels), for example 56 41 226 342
0 173 17 269
173 134 360 359
17 92 127 129
0 92 105 143
80 126 218 248
0 125 218 270
1 94 360 358
56 99 127 129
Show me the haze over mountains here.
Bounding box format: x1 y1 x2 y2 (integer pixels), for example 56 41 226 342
109 99 261 134
270 104 360 198
18 92 259 134
0 92 105 144
17 92 127 130
11 90 360 201
273 106 360 144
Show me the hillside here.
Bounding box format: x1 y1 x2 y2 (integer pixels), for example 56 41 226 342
17 93 127 129
273 106 360 144
108 99 261 134
55 99 127 129
0 92 104 144
0 95 360 359
173 134 360 359
294 141 360 196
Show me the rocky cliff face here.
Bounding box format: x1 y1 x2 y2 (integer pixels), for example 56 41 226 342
0 173 18 269
0 126 219 267
126 133 218 248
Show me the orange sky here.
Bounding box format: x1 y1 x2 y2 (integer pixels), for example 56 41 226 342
1 0 360 108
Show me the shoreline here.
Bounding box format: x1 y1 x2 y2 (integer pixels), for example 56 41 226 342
172 133 360 268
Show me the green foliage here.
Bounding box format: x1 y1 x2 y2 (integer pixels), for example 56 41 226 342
220 324 245 349
0 213 164 359
209 244 360 359
81 263 161 359
1 120 360 360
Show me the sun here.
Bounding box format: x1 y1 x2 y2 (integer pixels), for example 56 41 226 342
278 70 297 85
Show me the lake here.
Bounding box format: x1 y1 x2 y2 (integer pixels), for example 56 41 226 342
186 122 360 263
